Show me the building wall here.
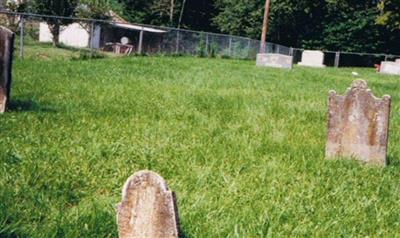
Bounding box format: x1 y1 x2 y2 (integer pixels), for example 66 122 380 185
39 22 101 48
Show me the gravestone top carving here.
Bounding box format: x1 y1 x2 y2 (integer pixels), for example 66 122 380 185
326 80 391 166
117 170 179 238
0 26 15 113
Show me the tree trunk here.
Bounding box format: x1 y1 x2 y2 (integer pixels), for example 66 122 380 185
49 22 60 47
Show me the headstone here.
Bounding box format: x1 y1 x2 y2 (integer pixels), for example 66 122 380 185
298 50 326 68
117 170 179 238
326 80 391 166
0 26 15 113
380 61 400 75
256 53 293 69
395 59 400 64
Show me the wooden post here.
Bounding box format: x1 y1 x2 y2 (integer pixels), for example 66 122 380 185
138 30 144 54
334 52 340 68
260 0 271 53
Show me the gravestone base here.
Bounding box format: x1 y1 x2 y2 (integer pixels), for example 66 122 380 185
256 53 293 69
380 61 400 75
298 62 326 68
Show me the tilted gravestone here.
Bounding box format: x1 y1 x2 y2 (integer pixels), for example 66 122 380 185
0 26 15 113
326 80 391 166
380 61 400 75
256 53 293 69
298 50 326 68
117 170 180 238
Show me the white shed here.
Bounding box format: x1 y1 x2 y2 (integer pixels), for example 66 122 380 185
39 22 101 48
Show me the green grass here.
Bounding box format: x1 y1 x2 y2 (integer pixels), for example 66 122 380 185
2 47 400 237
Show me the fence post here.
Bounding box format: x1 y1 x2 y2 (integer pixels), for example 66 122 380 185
90 21 94 56
334 52 340 68
205 33 209 56
289 47 293 56
229 37 232 57
138 29 144 54
247 39 251 59
175 31 180 54
20 16 24 59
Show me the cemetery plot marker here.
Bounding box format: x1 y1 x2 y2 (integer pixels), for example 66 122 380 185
0 26 15 113
326 80 391 166
117 170 180 238
256 53 293 69
380 61 400 75
298 50 326 68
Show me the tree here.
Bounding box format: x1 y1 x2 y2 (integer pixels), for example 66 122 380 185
377 0 400 30
32 0 78 47
75 0 120 46
3 0 29 32
118 0 182 27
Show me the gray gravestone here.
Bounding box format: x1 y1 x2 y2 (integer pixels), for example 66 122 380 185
0 26 14 113
256 53 293 69
298 50 326 68
326 80 391 166
117 170 179 238
380 61 400 75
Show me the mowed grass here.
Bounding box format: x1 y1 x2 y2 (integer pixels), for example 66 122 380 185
1 53 400 237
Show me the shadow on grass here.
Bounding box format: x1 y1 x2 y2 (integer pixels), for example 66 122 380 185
387 155 400 167
8 99 56 113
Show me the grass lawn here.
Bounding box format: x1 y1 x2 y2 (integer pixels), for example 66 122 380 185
1 51 400 237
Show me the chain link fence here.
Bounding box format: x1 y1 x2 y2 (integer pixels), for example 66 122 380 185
292 48 400 68
0 10 399 67
0 10 289 60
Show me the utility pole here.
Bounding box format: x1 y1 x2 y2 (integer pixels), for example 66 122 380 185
260 0 271 54
170 0 175 25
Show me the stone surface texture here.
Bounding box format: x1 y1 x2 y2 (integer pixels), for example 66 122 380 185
256 53 293 69
326 80 391 166
117 170 179 238
298 50 326 68
0 26 14 113
380 61 400 75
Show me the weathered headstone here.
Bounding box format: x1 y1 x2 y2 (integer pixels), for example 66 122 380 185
380 61 400 75
0 26 15 113
298 50 326 68
117 170 180 238
326 80 391 166
256 53 293 69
